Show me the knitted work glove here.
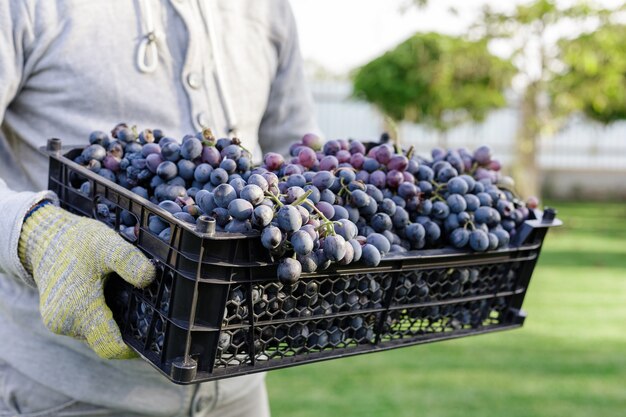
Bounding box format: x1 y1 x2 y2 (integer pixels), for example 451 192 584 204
18 204 156 359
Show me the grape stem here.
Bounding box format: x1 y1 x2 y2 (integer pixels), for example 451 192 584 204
302 200 336 236
264 192 284 207
406 146 415 160
464 221 476 231
201 128 216 145
338 178 352 197
290 189 313 206
429 179 446 191
429 193 445 202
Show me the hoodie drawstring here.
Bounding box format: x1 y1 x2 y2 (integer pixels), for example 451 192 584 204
137 0 160 73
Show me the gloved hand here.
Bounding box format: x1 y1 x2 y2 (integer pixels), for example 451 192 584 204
18 203 156 359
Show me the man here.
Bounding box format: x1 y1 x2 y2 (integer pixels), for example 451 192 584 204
0 1 318 416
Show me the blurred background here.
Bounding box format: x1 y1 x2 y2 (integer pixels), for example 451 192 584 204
266 1 626 416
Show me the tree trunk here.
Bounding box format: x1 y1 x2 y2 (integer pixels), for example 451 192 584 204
437 130 448 150
512 82 540 199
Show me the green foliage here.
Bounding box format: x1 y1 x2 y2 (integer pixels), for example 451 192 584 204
516 0 558 24
469 0 624 197
551 24 626 125
475 0 625 125
475 0 612 40
352 33 514 132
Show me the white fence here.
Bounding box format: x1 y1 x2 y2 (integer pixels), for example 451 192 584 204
310 80 626 173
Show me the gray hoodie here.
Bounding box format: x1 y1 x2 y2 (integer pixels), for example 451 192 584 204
0 0 318 415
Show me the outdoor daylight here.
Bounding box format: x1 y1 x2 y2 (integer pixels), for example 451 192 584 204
266 1 626 416
0 1 623 417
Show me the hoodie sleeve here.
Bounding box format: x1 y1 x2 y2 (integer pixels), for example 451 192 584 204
0 180 59 286
257 0 321 156
0 2 60 286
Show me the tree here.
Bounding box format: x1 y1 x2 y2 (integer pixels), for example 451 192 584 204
471 0 623 197
550 24 626 125
352 32 514 148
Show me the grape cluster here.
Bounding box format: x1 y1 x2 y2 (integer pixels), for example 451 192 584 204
75 123 537 284
408 145 534 251
260 138 535 267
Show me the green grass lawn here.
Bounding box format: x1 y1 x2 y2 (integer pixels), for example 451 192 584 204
267 201 626 417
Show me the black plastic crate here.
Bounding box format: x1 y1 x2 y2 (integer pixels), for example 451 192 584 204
44 141 561 384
